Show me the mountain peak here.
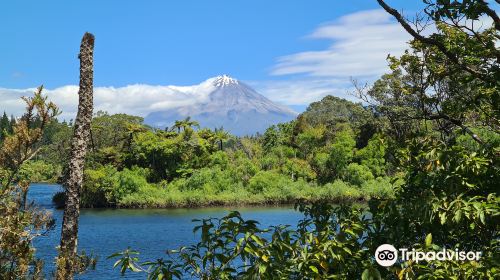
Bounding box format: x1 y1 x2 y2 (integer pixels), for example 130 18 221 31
213 74 239 87
146 75 297 135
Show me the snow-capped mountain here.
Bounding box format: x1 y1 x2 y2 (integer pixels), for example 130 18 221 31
145 75 297 135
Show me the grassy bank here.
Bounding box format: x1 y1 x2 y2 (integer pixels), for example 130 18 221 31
118 178 394 208
53 165 396 208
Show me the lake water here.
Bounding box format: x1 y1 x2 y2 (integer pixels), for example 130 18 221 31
28 183 303 279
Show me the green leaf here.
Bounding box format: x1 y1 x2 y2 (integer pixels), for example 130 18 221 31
251 235 265 246
454 210 462 223
259 264 267 274
362 267 382 280
479 211 485 225
425 233 432 247
439 213 447 225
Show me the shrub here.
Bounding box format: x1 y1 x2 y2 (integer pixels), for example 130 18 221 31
79 165 151 207
229 153 259 184
355 134 387 177
248 171 291 194
327 124 356 176
81 165 117 207
208 151 229 168
360 177 394 199
320 180 362 201
52 191 65 208
281 158 316 181
173 166 247 196
342 163 374 186
18 160 61 183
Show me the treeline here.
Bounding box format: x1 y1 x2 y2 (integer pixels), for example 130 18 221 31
41 97 397 208
0 112 16 141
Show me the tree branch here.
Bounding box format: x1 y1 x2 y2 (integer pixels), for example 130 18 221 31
479 0 500 31
425 114 484 145
376 0 487 81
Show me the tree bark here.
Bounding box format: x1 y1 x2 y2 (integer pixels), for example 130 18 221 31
56 32 94 279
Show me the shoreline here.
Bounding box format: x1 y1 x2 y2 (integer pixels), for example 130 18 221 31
31 182 374 210
62 197 367 210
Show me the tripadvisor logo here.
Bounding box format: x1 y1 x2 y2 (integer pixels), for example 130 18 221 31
375 244 398 267
374 244 482 267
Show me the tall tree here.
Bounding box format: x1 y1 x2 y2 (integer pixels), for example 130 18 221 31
0 111 9 141
8 115 15 134
214 127 230 151
172 116 200 133
57 32 95 279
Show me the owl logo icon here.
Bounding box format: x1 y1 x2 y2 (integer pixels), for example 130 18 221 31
375 244 398 267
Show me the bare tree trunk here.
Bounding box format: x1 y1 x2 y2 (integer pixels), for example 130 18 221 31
56 32 94 280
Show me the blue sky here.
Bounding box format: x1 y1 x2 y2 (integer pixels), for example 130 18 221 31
1 0 429 117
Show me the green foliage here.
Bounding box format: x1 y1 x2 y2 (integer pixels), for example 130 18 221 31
91 111 144 152
177 166 240 193
328 124 356 174
295 124 326 157
248 171 289 194
298 95 379 147
81 165 118 207
0 111 13 142
72 105 393 209
355 134 387 177
18 160 61 183
342 163 374 186
81 165 151 207
114 167 150 201
0 87 59 278
228 151 258 184
38 119 73 167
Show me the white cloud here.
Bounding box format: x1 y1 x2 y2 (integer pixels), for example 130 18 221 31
258 9 413 107
0 82 217 121
250 78 356 106
271 9 410 78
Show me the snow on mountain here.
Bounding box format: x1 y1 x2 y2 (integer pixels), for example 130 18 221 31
145 75 297 135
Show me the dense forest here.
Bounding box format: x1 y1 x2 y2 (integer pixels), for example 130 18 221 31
1 0 499 279
19 96 394 208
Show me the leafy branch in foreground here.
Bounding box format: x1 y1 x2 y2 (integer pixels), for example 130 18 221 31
110 204 381 279
0 86 58 279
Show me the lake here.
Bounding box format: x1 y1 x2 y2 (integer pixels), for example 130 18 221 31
28 183 303 279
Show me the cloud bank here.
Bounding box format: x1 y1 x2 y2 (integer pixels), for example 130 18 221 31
0 84 215 121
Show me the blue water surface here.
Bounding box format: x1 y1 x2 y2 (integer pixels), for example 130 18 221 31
28 183 303 279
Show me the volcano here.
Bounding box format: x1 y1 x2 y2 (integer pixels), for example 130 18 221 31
145 75 297 135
